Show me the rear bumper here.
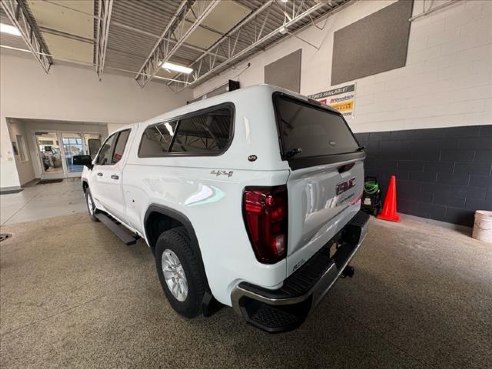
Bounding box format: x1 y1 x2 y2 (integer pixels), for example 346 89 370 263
231 210 369 333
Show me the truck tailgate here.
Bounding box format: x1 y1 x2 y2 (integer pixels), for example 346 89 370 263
285 160 364 276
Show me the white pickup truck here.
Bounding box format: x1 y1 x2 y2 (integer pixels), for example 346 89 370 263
78 84 368 333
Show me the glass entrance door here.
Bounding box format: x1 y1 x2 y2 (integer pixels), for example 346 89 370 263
35 132 64 177
62 133 85 175
62 133 102 177
35 131 102 179
83 133 102 159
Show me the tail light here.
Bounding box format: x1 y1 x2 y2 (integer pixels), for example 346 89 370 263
242 186 288 264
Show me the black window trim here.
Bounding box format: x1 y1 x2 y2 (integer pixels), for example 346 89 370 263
272 91 365 170
95 129 131 166
138 102 235 158
111 129 131 165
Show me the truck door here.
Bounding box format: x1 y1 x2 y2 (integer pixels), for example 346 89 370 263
91 129 131 219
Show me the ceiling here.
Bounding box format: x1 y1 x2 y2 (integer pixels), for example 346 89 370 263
0 0 353 90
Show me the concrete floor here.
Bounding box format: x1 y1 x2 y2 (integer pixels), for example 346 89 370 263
1 209 491 368
0 180 85 225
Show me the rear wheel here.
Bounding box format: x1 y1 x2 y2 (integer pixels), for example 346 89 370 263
85 187 99 222
155 227 206 318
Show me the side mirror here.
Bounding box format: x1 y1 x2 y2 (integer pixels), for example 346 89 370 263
73 155 93 169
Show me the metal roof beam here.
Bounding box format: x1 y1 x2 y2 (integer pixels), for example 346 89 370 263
135 0 220 88
169 1 330 89
110 21 227 61
168 0 274 85
167 0 275 85
1 0 53 72
95 0 113 80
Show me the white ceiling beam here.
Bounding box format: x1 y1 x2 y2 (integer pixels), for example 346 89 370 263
169 1 331 90
135 0 220 88
1 0 53 72
167 0 275 86
95 0 113 80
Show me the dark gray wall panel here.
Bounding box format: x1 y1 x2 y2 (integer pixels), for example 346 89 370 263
264 49 302 92
331 0 413 85
355 125 492 227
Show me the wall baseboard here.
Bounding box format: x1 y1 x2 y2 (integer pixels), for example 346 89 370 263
0 186 23 195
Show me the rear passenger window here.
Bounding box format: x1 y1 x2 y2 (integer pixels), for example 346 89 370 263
112 129 130 164
172 108 231 153
139 121 178 157
138 104 233 157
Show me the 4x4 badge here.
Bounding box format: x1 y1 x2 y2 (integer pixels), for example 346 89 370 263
210 170 233 178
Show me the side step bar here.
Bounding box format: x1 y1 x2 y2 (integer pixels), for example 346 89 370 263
95 213 138 245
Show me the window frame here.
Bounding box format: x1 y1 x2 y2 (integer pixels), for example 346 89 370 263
137 102 235 158
111 129 131 165
95 129 131 166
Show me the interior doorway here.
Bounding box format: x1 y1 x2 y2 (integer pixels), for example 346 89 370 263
35 131 102 179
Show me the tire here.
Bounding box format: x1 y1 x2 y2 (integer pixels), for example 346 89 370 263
155 226 206 318
85 187 99 222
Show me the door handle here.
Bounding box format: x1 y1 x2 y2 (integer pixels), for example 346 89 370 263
97 172 103 176
111 174 119 180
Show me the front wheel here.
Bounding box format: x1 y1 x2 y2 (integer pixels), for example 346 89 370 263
85 187 99 222
155 227 206 318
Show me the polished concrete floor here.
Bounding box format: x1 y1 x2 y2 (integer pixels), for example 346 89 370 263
0 179 85 225
0 208 491 368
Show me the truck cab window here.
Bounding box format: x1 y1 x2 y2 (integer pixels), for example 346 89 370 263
95 134 117 165
112 130 131 164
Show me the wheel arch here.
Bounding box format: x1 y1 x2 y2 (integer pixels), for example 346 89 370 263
144 204 211 294
144 204 200 252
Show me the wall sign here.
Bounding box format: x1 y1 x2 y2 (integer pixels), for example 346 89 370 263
308 83 356 118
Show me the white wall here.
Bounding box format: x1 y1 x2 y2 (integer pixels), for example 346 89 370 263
6 119 35 185
0 53 191 189
194 0 492 133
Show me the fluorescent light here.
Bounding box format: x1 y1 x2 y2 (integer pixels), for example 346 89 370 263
0 23 21 37
161 62 193 74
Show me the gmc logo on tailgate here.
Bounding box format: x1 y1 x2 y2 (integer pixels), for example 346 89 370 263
336 177 356 195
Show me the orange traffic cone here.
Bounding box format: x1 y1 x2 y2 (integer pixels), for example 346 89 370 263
377 175 400 222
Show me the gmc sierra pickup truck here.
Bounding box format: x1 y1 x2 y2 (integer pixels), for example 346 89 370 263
78 84 368 333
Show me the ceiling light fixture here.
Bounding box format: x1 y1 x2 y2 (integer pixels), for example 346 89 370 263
0 23 21 37
161 62 193 75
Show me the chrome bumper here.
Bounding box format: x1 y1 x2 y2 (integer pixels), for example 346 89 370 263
230 210 369 332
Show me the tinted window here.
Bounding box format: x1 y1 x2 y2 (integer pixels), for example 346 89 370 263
274 95 359 159
138 105 232 157
112 130 130 164
172 108 231 153
96 134 116 165
139 121 178 157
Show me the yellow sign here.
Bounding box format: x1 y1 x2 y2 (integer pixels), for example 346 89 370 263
330 100 354 112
